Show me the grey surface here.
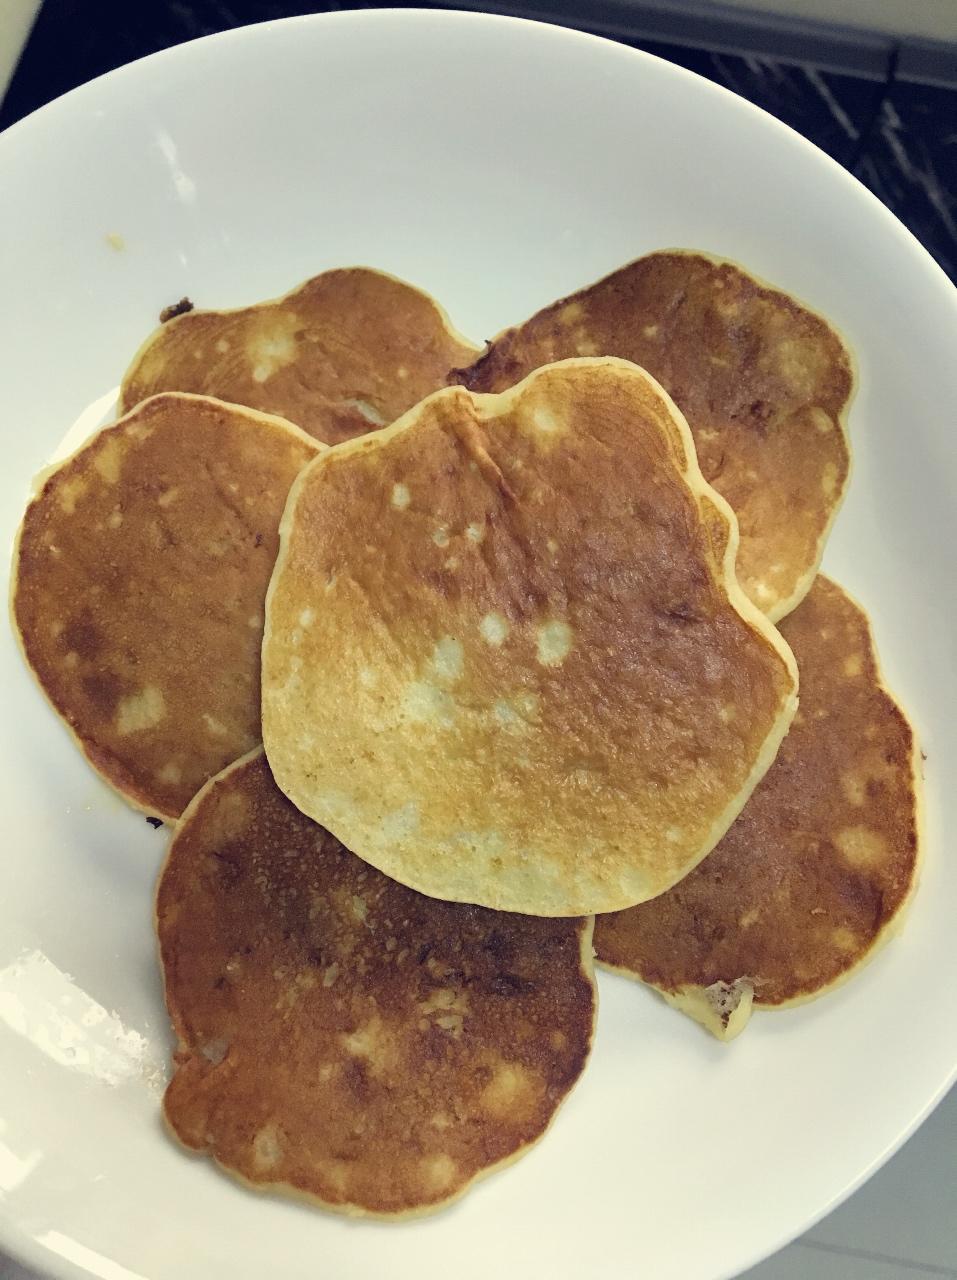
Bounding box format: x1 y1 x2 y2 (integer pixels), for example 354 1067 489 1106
442 0 957 84
744 1083 957 1279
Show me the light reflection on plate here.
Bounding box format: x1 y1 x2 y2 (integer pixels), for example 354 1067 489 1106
0 949 162 1090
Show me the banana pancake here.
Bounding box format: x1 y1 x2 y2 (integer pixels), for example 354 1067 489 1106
120 267 480 444
262 357 798 916
12 393 320 820
452 250 854 621
595 576 920 1040
157 749 597 1217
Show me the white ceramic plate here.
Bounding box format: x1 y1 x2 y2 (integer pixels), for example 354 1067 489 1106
1 11 955 1280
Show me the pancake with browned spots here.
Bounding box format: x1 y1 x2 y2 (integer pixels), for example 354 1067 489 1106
595 576 920 1039
452 250 854 621
12 394 320 819
262 357 798 916
120 268 480 444
157 749 596 1217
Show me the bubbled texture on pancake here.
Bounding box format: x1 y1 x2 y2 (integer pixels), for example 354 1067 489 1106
262 358 798 916
13 394 319 819
595 576 920 1021
158 751 596 1217
120 268 480 444
453 251 854 621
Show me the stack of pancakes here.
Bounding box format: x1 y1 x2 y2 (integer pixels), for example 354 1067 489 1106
11 253 920 1217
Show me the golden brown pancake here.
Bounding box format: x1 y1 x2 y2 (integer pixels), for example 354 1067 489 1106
120 267 480 444
12 394 320 820
157 749 596 1218
262 357 798 916
453 250 854 621
595 576 920 1040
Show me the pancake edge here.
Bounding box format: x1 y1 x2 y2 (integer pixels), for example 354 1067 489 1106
9 394 322 823
264 356 799 915
119 266 482 416
155 746 599 1219
644 369 800 898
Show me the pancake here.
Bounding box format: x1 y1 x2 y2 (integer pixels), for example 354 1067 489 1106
262 357 799 916
120 267 480 444
12 394 320 820
594 576 920 1040
157 749 596 1218
452 250 854 621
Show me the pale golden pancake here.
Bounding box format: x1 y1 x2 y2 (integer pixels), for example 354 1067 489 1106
453 250 854 621
12 394 320 820
157 749 596 1218
262 357 798 916
120 268 480 444
595 576 920 1040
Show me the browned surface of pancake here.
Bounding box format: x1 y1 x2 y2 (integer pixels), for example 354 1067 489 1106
120 268 479 444
262 357 798 916
12 394 319 819
595 576 920 1027
158 750 597 1217
453 251 854 620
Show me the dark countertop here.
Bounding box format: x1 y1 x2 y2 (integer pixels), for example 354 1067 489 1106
2 0 955 281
